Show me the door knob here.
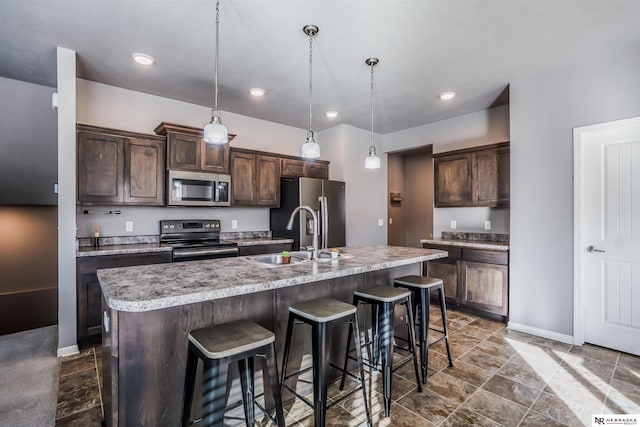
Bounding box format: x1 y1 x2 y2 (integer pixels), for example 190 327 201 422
587 245 605 253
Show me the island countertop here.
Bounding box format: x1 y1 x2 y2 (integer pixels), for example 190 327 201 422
97 245 447 313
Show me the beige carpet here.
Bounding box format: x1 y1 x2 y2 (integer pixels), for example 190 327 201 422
0 325 59 427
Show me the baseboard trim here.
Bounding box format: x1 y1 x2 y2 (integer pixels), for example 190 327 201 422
57 344 79 358
508 322 574 345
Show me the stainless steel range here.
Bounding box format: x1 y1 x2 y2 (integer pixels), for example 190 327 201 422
160 219 238 262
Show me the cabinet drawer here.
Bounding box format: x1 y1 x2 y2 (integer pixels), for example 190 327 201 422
422 244 462 261
463 249 508 265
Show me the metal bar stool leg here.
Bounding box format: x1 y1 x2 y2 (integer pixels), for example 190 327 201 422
404 295 422 392
311 321 328 427
280 315 295 391
238 357 255 426
182 345 199 427
201 358 228 427
438 285 453 367
379 301 394 417
264 343 286 427
339 319 354 390
419 288 429 384
352 313 372 427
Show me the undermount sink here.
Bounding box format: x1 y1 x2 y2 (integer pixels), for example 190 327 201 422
247 253 311 267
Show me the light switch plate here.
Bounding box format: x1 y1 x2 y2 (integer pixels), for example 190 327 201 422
484 220 492 230
378 219 384 227
389 218 393 225
231 220 238 229
125 221 134 232
450 220 456 229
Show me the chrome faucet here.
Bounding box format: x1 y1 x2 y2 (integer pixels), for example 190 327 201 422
286 205 318 260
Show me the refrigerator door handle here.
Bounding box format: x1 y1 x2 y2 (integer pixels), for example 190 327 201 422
322 196 328 249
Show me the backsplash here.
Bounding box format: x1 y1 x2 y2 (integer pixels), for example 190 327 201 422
441 231 509 242
78 231 272 247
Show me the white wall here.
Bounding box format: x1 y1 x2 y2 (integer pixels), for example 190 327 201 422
57 47 78 355
509 51 640 337
382 105 511 237
324 125 388 246
75 79 344 236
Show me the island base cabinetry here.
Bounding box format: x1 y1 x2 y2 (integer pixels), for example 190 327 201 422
102 263 419 426
423 243 509 320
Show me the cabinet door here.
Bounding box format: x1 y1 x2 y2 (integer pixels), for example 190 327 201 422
473 146 510 206
281 158 305 177
459 260 508 316
425 260 459 302
77 272 103 343
78 131 124 203
123 138 165 205
167 133 200 171
305 161 329 179
256 155 281 206
230 151 256 205
202 143 230 173
434 154 472 207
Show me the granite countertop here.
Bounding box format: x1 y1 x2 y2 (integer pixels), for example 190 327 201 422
420 238 509 251
77 243 173 257
230 237 294 246
98 245 447 313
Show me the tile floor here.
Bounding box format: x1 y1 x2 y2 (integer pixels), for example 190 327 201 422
55 307 640 426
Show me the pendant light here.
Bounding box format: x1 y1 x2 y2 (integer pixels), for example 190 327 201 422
364 58 381 169
301 25 320 159
203 0 228 145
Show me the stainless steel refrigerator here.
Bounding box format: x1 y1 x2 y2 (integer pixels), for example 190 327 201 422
270 177 346 250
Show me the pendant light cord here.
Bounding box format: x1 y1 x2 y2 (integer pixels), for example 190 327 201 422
308 34 313 134
214 0 220 113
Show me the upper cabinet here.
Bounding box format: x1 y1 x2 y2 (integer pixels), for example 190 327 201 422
434 142 510 208
230 148 280 207
154 122 235 174
77 125 165 206
281 158 329 180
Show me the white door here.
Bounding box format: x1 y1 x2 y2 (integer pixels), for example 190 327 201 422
575 116 640 356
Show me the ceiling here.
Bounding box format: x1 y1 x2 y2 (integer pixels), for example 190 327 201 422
2 1 639 134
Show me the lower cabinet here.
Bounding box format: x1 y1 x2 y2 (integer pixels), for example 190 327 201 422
238 242 293 256
76 252 171 347
423 243 509 320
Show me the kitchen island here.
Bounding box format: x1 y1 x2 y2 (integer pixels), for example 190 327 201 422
98 245 447 426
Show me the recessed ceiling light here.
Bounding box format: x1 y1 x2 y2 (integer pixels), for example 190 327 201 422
132 53 155 66
249 88 265 97
325 111 338 118
439 91 456 101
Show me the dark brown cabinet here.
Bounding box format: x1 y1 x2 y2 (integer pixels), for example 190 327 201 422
77 125 165 206
281 158 329 179
155 122 234 174
230 148 280 207
434 142 509 207
423 243 509 320
76 252 171 347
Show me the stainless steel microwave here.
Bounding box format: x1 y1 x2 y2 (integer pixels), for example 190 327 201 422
167 170 231 207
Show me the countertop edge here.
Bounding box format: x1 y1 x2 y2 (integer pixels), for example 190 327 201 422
420 239 509 251
232 238 294 247
77 245 173 257
100 250 446 312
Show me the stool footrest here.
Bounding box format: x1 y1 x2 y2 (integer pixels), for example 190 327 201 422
282 384 314 409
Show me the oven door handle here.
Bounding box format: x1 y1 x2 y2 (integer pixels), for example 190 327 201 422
172 247 239 259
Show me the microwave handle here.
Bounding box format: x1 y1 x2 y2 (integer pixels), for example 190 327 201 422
214 180 220 202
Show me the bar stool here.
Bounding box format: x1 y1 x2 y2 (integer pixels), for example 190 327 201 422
280 298 372 427
181 319 285 427
341 285 422 417
394 275 453 384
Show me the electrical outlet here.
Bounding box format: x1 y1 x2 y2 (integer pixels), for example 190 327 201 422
231 220 238 229
450 220 456 229
484 220 492 230
125 221 134 232
378 219 384 227
389 218 393 225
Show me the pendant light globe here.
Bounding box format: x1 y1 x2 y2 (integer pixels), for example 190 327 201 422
204 0 228 145
365 146 381 169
